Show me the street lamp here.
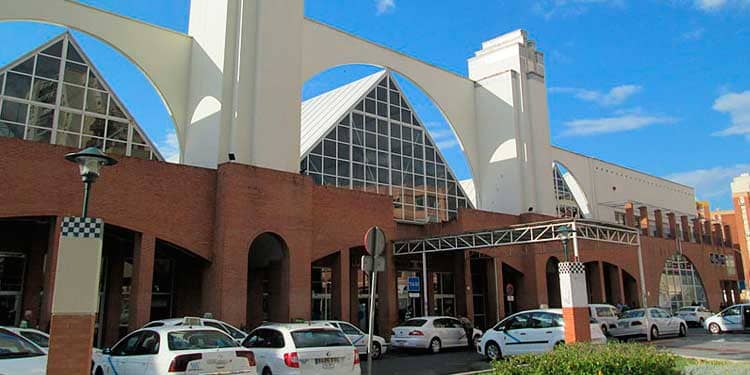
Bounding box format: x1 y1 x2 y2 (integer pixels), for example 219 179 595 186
557 224 573 262
64 147 117 217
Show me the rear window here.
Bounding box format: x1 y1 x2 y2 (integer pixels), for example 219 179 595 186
398 319 427 327
621 310 645 319
678 307 694 312
596 307 614 317
291 329 351 348
0 331 45 358
168 330 238 351
20 331 49 348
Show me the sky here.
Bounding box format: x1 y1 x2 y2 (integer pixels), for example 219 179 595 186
0 0 748 210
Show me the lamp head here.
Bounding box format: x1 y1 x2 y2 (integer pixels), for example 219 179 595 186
557 224 573 241
64 147 118 183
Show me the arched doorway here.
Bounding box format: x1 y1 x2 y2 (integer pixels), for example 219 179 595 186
545 257 561 308
247 233 289 329
658 254 707 312
621 270 639 308
501 263 524 317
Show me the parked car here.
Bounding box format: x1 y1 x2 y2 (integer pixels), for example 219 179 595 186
477 309 606 360
676 306 713 327
589 304 619 336
705 303 750 334
241 323 360 375
0 328 47 375
609 307 687 340
390 316 482 354
313 320 387 359
92 323 257 375
0 327 49 353
144 316 248 343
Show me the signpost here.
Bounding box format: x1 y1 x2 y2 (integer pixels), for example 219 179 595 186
362 226 386 375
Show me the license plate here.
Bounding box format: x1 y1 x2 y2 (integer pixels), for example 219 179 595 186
315 358 339 369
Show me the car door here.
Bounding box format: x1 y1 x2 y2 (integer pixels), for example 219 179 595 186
244 328 285 373
525 312 559 353
106 332 143 375
720 306 743 331
499 313 532 356
431 319 452 347
339 322 367 353
129 331 160 374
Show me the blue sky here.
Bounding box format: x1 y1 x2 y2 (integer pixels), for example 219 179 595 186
1 0 748 210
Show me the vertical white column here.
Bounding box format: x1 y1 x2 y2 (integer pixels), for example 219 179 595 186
558 261 591 343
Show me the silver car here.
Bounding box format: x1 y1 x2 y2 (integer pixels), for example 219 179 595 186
390 316 482 353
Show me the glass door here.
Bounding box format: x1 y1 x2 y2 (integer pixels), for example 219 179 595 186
0 253 26 326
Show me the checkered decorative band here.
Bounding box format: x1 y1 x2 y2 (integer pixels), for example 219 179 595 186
558 262 585 274
61 217 103 239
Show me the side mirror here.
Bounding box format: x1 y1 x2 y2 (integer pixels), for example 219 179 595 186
102 347 112 355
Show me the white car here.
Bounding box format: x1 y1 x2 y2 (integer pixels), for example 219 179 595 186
1 327 49 353
313 320 387 359
92 324 257 375
144 317 248 344
589 304 619 336
0 328 47 375
476 309 606 360
390 316 483 353
705 303 750 334
241 323 361 375
676 306 713 327
609 308 687 341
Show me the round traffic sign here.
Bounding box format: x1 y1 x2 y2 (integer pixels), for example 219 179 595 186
505 283 515 297
364 226 386 257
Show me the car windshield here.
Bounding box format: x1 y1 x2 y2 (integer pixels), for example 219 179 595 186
291 329 351 348
398 319 427 327
0 332 45 359
621 310 645 319
168 330 238 351
20 332 49 348
678 307 694 312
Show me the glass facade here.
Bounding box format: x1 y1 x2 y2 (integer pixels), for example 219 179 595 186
658 254 707 312
553 164 582 218
300 73 471 224
0 33 162 160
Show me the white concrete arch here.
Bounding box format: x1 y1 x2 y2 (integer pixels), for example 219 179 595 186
301 19 481 188
0 0 192 141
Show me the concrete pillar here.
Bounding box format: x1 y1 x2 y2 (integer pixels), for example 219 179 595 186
332 250 351 322
617 267 626 305
462 252 474 320
377 250 398 337
559 262 591 343
128 233 155 331
654 209 664 238
680 216 691 242
713 223 724 246
349 259 360 327
694 219 703 244
667 213 677 239
490 258 502 324
639 206 649 236
598 262 608 303
40 216 62 331
625 202 635 228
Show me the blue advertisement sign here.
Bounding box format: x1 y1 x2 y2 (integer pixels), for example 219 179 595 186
407 276 420 292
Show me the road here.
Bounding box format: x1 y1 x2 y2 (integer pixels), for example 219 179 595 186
361 328 750 375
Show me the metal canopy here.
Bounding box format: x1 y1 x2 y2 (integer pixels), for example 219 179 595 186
393 219 639 256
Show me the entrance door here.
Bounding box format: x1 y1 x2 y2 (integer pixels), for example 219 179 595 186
0 253 26 326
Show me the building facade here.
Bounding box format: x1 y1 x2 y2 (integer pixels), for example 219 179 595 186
0 0 745 349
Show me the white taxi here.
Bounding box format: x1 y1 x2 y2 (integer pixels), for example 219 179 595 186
1 327 49 353
477 309 606 360
609 307 687 341
144 317 248 344
390 316 482 353
676 306 713 327
313 320 387 359
92 324 257 375
242 323 360 375
0 329 47 375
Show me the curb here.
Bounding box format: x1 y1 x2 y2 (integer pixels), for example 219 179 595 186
674 353 747 364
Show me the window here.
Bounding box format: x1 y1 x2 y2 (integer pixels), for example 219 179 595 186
339 323 362 335
596 307 614 318
111 332 143 356
504 313 530 331
529 312 561 329
167 330 237 351
222 324 247 340
398 319 427 327
658 254 707 313
135 331 160 355
243 329 284 348
291 329 351 348
723 306 740 317
204 321 228 334
19 331 49 348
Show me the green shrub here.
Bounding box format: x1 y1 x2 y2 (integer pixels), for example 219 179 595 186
491 342 676 375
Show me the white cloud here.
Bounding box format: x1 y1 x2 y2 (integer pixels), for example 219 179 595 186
680 27 705 41
694 0 750 11
561 114 677 136
376 0 395 15
532 0 625 19
158 130 180 163
666 163 750 200
711 91 750 136
550 84 642 107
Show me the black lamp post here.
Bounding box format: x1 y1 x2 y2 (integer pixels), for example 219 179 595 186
64 147 117 218
557 224 573 262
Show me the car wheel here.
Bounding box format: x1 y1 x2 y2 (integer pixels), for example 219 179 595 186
372 342 382 360
708 323 721 334
554 341 565 350
485 341 501 361
429 337 441 354
473 334 481 348
262 367 272 375
699 318 705 327
94 367 103 375
679 324 687 337
650 325 659 341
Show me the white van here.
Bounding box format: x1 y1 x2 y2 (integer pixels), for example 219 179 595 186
589 304 619 336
